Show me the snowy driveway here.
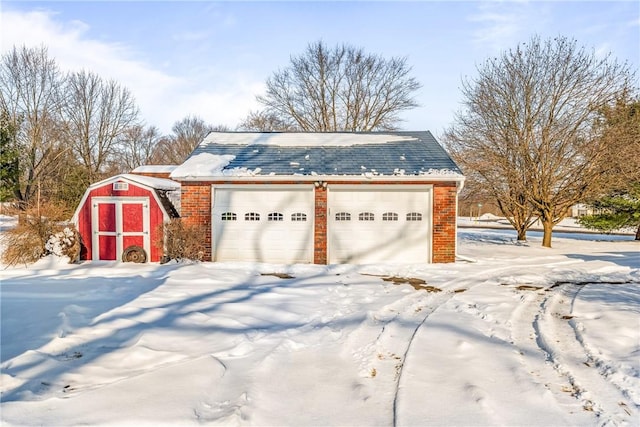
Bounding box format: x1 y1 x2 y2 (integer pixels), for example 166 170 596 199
1 229 639 426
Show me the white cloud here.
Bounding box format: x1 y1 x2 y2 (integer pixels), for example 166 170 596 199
159 80 265 131
468 2 546 54
0 9 261 133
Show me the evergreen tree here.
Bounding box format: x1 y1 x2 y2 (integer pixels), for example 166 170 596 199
0 111 20 202
578 186 640 240
578 96 640 240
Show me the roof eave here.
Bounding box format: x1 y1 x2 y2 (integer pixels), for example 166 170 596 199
172 174 465 183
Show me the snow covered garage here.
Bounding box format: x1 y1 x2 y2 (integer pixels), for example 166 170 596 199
73 174 180 262
170 131 464 264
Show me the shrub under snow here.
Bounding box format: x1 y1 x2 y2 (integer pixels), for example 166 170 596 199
45 227 80 261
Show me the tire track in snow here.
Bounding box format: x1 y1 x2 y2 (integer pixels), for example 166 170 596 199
392 260 594 427
344 281 459 427
390 291 455 427
509 288 595 419
568 283 640 412
533 284 637 424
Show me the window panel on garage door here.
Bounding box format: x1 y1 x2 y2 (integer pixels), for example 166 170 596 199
212 187 314 263
328 187 431 264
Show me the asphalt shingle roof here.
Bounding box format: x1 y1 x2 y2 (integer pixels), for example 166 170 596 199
186 131 461 177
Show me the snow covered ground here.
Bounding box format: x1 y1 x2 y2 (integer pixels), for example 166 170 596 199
1 217 639 426
459 214 637 236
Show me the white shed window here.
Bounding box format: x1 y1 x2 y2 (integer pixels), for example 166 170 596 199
382 212 399 221
335 212 351 221
291 213 307 222
221 212 237 221
113 182 128 191
359 212 375 221
268 212 284 221
406 212 423 221
245 212 261 221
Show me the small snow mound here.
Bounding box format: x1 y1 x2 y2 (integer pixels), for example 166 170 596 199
479 213 501 220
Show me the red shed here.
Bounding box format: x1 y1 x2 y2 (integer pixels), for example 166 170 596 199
72 174 180 262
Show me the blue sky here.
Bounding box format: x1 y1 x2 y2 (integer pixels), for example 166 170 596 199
2 1 639 136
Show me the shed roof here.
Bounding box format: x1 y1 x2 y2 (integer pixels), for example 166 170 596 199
76 174 181 219
170 131 462 180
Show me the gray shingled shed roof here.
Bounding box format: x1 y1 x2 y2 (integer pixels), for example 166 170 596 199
171 131 462 179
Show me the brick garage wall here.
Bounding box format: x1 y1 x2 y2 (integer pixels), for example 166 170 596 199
432 183 458 263
178 180 459 263
180 182 212 259
314 187 327 264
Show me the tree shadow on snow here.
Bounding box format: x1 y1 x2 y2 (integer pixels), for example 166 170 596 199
0 264 184 363
0 267 366 404
565 251 640 270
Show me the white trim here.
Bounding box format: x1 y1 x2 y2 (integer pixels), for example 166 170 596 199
327 184 434 191
211 183 316 191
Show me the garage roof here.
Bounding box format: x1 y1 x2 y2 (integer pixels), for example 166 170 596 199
171 131 462 180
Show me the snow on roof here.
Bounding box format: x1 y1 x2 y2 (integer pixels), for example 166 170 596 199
172 131 464 180
170 153 245 180
117 174 180 191
131 165 178 173
200 132 417 147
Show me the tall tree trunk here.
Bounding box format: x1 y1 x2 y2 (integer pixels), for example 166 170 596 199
541 215 554 248
635 223 640 241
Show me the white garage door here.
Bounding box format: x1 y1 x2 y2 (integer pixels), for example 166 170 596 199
328 185 432 264
212 186 314 263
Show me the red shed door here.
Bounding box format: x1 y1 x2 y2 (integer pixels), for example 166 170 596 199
92 197 150 261
97 202 117 260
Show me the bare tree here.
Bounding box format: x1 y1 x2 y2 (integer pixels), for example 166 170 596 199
447 137 537 241
61 70 139 184
117 124 162 172
237 110 298 132
253 40 421 132
446 36 634 247
0 45 65 208
152 115 226 164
